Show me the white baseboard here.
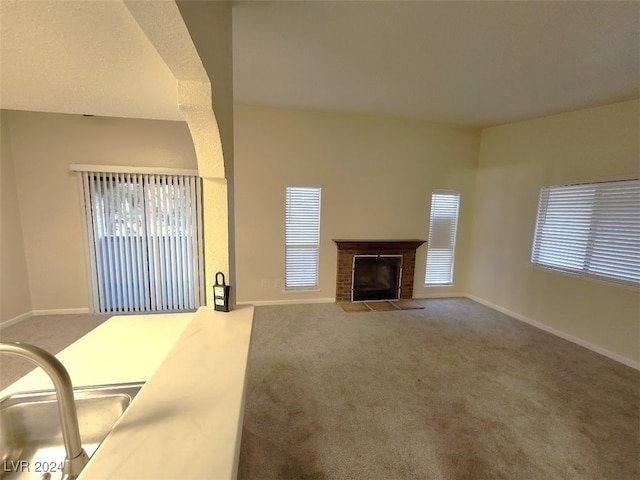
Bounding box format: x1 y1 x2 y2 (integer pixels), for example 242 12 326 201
465 294 640 371
32 308 90 316
1 308 92 330
413 293 467 299
237 298 335 307
0 311 33 330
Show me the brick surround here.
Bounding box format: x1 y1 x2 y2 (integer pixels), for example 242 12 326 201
333 240 426 302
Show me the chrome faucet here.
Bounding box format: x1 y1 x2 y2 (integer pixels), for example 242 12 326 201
0 342 89 480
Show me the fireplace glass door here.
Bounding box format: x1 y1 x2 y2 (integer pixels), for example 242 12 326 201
352 255 402 302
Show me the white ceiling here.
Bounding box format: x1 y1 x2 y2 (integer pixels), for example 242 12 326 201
232 1 640 127
0 0 183 121
1 1 638 127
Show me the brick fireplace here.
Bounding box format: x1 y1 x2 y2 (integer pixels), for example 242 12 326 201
333 240 426 302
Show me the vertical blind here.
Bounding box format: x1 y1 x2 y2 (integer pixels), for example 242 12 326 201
425 191 460 285
531 179 640 285
285 186 322 289
80 171 204 313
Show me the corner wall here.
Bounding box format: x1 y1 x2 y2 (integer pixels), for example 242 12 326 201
468 100 640 365
6 110 197 312
1 110 32 322
234 104 480 304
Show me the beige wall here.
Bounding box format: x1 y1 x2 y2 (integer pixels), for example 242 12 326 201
469 100 640 364
1 111 32 321
234 104 480 303
5 110 197 312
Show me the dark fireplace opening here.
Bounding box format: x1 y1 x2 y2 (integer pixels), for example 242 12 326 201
352 255 402 302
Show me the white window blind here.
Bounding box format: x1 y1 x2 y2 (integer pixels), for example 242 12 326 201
285 186 322 289
80 171 204 313
531 179 640 286
425 191 460 285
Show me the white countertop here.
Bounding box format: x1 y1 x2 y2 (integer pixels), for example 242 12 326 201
1 305 255 480
1 311 194 396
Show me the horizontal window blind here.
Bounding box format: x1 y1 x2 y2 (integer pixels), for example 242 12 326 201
532 179 640 285
80 171 204 313
285 186 322 289
425 191 460 285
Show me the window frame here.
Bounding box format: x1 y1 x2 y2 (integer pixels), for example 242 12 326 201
79 170 204 313
424 190 460 286
531 179 640 287
284 185 322 291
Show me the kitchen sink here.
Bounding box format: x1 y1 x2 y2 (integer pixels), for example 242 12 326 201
0 382 143 480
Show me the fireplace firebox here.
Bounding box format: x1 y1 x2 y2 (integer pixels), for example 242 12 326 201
352 255 402 301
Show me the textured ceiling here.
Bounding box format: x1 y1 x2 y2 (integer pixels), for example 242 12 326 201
0 0 183 121
232 1 640 127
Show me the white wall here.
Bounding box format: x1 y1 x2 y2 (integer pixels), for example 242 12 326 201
468 100 640 364
1 110 32 321
234 104 480 304
5 110 198 312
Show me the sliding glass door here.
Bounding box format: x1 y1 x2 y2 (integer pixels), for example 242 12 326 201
80 171 204 313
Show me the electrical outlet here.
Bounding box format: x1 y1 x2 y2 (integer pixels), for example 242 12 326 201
274 279 281 288
261 279 268 288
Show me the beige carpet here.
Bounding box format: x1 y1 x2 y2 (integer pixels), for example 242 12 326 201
0 313 110 390
238 299 639 479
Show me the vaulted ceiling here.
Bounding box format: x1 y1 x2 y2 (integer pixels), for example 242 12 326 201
232 1 640 127
1 1 638 127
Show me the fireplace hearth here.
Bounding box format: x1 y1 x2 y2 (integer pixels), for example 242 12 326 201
333 240 426 302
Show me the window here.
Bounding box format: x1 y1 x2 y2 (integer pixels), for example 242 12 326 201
425 191 460 285
80 171 204 313
285 186 322 289
531 179 640 286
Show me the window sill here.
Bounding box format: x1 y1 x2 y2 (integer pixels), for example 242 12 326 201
529 263 639 291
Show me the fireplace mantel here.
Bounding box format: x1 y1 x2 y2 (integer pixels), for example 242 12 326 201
333 239 427 302
333 239 426 251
